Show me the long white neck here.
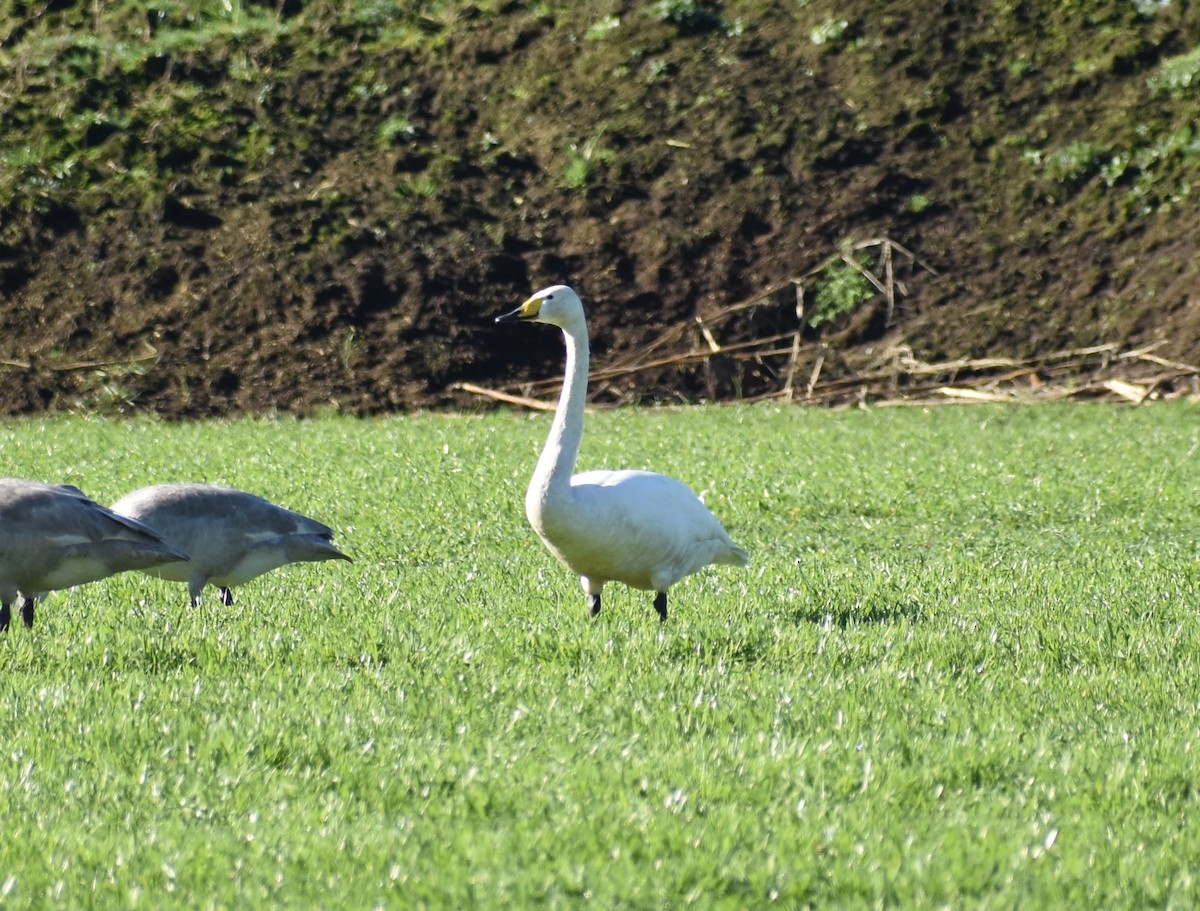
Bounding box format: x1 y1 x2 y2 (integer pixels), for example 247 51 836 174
529 318 589 508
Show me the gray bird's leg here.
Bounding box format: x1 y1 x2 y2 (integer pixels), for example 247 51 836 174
587 593 601 617
653 591 667 622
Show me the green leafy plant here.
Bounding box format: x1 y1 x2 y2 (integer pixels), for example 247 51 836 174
75 362 151 415
809 17 848 45
1148 45 1200 97
378 114 418 146
394 174 439 198
810 257 874 328
1042 140 1109 185
562 136 615 190
645 0 723 34
907 193 933 213
586 14 621 40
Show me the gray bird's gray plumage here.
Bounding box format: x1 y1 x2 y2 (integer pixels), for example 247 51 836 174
0 477 191 631
111 483 351 606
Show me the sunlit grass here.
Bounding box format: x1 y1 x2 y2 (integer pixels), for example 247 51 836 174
2 403 1199 907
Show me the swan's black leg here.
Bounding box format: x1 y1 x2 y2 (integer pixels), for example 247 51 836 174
0 602 10 632
587 593 601 617
19 594 34 628
220 587 234 606
653 591 668 622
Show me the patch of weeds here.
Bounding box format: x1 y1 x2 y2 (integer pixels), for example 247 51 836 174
645 0 724 35
1099 153 1129 187
148 2 283 52
351 78 389 102
562 136 615 190
76 363 150 416
1041 141 1109 185
378 115 419 147
1125 124 1200 209
586 14 621 41
340 331 362 371
1138 124 1200 167
1041 123 1200 215
0 144 51 174
1133 0 1173 16
1148 45 1200 98
395 174 439 199
722 17 745 37
369 18 449 51
810 18 848 46
238 122 278 169
350 0 411 26
907 194 932 213
643 58 674 82
0 135 105 217
810 257 874 329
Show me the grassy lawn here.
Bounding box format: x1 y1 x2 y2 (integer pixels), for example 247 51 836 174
1 403 1199 908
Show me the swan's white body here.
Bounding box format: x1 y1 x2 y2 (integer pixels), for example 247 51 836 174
0 478 190 630
496 285 748 620
111 483 350 606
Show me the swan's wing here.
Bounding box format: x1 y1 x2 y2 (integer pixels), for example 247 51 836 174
114 484 337 538
560 470 743 589
1 478 185 547
0 478 188 597
199 487 337 537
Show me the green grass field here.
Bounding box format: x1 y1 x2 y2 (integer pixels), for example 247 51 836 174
2 403 1199 908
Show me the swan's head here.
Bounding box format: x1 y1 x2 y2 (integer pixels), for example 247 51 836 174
495 285 584 330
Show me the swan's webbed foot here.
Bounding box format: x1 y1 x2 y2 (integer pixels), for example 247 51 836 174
220 587 234 606
587 593 601 617
653 591 668 622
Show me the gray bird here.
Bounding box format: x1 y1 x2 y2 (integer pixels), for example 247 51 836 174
111 483 351 606
0 478 190 631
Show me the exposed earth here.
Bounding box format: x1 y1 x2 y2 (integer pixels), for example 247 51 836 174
1 1 1198 417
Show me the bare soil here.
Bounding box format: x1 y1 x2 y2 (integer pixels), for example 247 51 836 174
1 2 1198 416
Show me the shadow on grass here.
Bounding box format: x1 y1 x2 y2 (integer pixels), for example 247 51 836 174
791 596 926 628
785 554 932 628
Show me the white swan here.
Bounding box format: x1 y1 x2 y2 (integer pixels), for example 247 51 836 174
0 478 190 631
111 483 351 606
495 285 749 621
